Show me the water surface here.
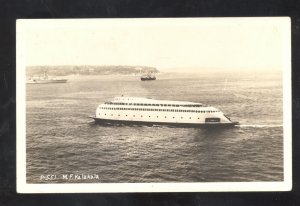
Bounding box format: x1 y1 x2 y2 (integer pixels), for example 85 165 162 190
26 72 283 183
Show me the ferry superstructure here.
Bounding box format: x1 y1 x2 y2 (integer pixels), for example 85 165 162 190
92 97 238 127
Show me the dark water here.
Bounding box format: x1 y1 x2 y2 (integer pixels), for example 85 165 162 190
26 72 283 183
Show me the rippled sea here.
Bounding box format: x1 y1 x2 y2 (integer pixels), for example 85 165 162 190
26 72 283 183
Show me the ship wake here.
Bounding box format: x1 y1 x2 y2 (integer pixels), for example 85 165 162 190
236 124 283 128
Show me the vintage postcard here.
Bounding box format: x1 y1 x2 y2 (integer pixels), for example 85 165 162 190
17 18 291 193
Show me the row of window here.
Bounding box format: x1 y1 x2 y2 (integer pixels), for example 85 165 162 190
100 107 218 113
102 113 201 120
104 102 203 107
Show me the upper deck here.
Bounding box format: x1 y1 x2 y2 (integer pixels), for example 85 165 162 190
104 97 207 108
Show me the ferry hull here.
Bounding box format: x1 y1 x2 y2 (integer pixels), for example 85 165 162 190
90 117 238 128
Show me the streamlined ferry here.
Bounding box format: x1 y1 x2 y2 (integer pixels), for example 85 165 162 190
91 97 238 127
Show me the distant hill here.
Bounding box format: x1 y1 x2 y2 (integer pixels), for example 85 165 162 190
26 65 159 76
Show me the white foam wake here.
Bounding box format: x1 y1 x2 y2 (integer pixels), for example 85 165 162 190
236 124 283 128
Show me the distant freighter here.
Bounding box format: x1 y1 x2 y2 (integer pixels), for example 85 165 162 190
27 73 67 84
141 74 156 81
91 97 238 127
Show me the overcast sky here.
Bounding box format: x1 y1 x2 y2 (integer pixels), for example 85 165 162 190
18 18 290 72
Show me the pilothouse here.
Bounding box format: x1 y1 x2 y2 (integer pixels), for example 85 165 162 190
91 97 238 127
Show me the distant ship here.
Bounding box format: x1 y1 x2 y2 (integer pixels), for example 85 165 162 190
91 96 238 127
27 73 67 84
141 74 156 81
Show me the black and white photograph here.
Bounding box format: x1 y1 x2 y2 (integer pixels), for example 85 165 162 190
16 18 291 193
